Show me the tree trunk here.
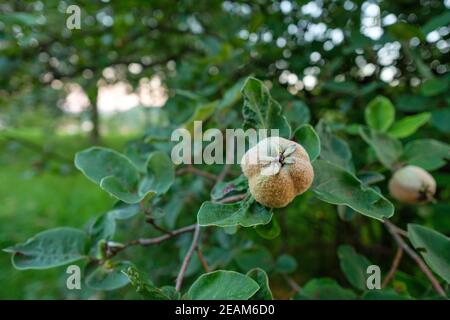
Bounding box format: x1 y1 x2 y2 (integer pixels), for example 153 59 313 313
87 84 100 144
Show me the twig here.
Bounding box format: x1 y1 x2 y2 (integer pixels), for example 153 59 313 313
175 224 201 292
389 224 409 237
217 194 247 204
176 165 217 181
382 246 403 288
384 219 446 297
196 247 210 272
147 219 173 235
138 224 196 246
103 224 196 259
140 200 173 234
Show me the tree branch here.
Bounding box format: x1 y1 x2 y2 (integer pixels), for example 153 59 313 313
176 223 201 292
382 246 403 288
384 219 446 297
137 224 197 246
196 247 210 272
216 194 247 204
176 165 218 181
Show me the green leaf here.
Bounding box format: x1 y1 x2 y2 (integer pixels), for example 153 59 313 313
312 160 394 221
85 261 132 291
75 146 139 188
0 13 40 26
387 113 431 138
316 121 354 172
75 148 174 204
323 81 358 93
294 278 356 300
285 101 311 131
210 175 248 201
359 127 403 169
138 151 175 196
395 95 433 112
89 203 140 244
431 108 450 133
365 96 395 132
109 203 141 220
235 247 274 272
184 101 218 133
408 224 450 284
388 22 424 41
403 139 450 171
293 124 321 161
218 78 246 110
255 216 280 239
75 147 140 203
246 268 273 300
359 172 385 186
4 228 88 270
100 176 142 204
337 245 372 291
187 270 260 300
422 11 450 34
420 79 449 97
197 198 273 228
275 254 298 274
362 289 411 300
90 214 116 246
241 77 291 138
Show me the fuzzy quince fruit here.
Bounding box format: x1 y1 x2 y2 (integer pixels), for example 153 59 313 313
388 165 436 204
241 137 314 208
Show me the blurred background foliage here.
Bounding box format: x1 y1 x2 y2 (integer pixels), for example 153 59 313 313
0 0 449 299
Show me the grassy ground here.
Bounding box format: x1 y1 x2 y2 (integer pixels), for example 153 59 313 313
0 131 132 299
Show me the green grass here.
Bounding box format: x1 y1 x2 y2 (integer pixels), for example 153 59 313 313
0 132 133 299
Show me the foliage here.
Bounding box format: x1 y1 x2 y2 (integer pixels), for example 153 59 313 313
1 0 450 300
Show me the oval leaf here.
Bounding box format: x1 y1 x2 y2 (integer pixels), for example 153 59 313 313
197 198 272 228
403 139 450 171
188 270 260 300
274 254 298 274
85 261 133 291
255 216 280 239
387 113 431 139
294 278 357 300
246 268 273 300
365 96 395 132
4 228 88 270
312 160 394 221
241 77 291 138
316 121 354 172
338 245 372 291
359 127 403 169
408 224 450 284
294 124 321 161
